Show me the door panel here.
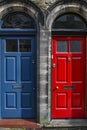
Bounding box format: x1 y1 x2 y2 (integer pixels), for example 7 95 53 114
52 37 86 118
1 38 36 118
56 93 67 108
56 57 68 81
72 57 82 81
5 57 17 81
21 57 31 81
21 93 32 108
72 93 81 108
5 93 17 108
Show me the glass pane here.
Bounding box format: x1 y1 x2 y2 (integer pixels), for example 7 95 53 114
52 14 86 29
6 40 18 52
70 40 82 52
2 12 35 28
20 40 31 52
57 41 68 52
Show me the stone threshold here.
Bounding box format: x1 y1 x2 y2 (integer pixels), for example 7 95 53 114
0 119 40 128
47 119 87 127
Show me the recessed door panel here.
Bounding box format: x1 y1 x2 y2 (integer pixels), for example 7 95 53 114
21 93 32 108
56 93 67 108
72 93 81 108
56 57 68 82
72 57 82 81
5 93 17 109
21 57 31 81
52 36 86 118
5 57 17 81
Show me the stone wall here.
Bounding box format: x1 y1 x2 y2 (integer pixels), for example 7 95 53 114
31 0 57 9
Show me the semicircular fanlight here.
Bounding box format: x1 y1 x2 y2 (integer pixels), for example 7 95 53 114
52 13 87 29
2 12 35 29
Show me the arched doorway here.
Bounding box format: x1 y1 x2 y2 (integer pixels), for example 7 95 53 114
51 13 87 118
0 12 37 119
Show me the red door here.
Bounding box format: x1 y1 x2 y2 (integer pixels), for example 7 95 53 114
52 36 86 118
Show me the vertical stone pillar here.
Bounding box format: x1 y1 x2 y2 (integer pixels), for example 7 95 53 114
39 27 51 126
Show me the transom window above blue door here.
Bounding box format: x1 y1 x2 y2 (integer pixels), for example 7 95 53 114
1 12 35 29
6 39 31 52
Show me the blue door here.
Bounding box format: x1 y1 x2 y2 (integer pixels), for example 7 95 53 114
1 37 36 118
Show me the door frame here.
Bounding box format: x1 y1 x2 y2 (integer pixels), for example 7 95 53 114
49 35 87 120
0 30 38 119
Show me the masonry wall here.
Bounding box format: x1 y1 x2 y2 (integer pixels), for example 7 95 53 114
39 29 51 125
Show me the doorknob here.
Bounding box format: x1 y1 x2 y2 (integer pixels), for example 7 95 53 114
56 86 59 89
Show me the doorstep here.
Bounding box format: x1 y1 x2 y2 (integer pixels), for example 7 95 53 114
0 119 40 128
48 119 87 127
